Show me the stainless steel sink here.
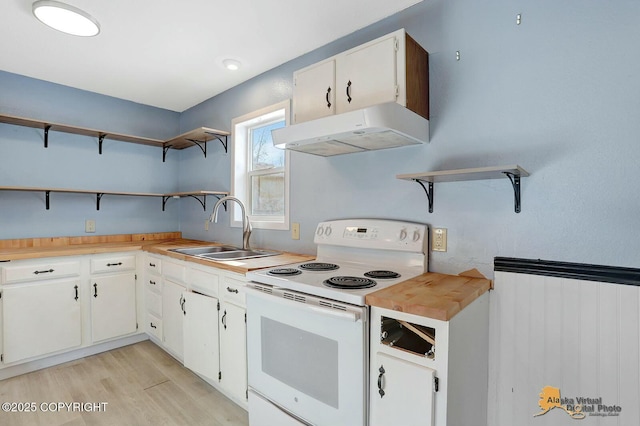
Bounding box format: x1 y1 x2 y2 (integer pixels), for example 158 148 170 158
169 246 237 256
169 246 280 261
199 249 280 261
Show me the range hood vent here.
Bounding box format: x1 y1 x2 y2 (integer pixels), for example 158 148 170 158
272 102 429 157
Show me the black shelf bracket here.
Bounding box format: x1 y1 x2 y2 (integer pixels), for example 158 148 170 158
186 138 207 158
45 190 50 210
206 133 228 153
98 134 106 155
503 172 522 213
96 193 105 210
162 196 172 211
414 179 434 213
162 194 227 212
212 194 227 211
163 145 172 163
44 125 51 148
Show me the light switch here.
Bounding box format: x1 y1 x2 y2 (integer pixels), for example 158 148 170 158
292 223 300 240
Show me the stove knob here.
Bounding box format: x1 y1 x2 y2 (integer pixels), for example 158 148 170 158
317 226 324 236
399 228 408 241
412 230 421 242
325 226 332 236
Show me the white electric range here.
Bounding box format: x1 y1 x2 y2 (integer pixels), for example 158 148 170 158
245 219 429 426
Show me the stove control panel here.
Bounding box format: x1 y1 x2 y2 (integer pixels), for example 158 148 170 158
314 219 428 252
344 226 379 240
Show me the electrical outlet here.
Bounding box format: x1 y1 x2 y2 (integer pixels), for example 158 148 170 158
85 219 96 233
291 223 300 240
205 220 209 231
432 228 447 252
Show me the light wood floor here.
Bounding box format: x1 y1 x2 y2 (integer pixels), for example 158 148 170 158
0 340 249 426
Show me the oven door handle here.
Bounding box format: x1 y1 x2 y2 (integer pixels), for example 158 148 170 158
245 286 363 322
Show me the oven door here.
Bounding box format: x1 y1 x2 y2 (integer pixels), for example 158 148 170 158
246 287 368 426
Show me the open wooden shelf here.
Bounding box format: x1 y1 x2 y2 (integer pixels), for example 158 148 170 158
397 165 529 213
0 113 229 161
0 186 228 211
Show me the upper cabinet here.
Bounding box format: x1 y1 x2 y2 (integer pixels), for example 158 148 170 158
293 29 429 125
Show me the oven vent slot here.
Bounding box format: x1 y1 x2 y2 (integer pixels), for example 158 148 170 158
283 292 306 303
318 300 348 311
254 284 273 294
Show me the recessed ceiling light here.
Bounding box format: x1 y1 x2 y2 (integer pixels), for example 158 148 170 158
32 1 100 37
222 59 241 71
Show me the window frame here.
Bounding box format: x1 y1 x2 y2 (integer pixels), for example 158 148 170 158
230 100 290 231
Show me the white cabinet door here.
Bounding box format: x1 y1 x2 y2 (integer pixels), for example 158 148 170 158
336 34 398 114
2 279 81 363
162 279 185 360
370 352 435 426
220 301 247 402
91 273 137 343
183 291 220 382
293 59 336 124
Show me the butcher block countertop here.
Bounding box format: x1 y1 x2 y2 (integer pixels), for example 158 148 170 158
365 271 492 321
0 232 314 274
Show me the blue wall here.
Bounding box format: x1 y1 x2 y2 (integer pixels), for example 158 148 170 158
0 71 181 238
2 0 639 277
178 0 640 277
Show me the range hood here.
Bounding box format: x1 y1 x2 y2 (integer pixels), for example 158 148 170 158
272 102 429 156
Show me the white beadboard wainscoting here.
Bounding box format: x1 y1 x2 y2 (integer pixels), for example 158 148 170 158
488 258 640 426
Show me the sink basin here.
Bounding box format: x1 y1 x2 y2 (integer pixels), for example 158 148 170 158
198 249 280 261
169 246 280 261
169 246 237 256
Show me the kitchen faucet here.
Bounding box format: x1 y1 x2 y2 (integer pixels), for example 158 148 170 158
210 196 252 250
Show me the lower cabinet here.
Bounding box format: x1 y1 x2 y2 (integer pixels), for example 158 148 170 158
219 300 247 402
91 273 137 343
162 279 185 360
2 278 82 364
370 352 436 426
369 294 490 426
183 291 220 382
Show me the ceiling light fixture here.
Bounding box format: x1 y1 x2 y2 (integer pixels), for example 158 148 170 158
222 59 241 71
32 1 100 37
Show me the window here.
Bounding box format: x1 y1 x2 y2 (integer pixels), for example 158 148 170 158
231 100 290 230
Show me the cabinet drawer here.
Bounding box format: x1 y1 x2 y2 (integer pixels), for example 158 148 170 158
221 277 246 307
2 260 81 284
146 256 162 274
146 274 162 294
90 255 136 274
146 288 162 317
147 313 162 340
190 268 219 298
163 260 185 283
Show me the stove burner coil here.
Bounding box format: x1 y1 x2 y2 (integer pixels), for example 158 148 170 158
364 270 401 279
299 262 339 271
323 276 377 289
267 268 302 276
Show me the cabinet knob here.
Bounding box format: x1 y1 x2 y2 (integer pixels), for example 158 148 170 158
226 286 239 294
326 87 332 108
93 283 98 298
346 80 352 103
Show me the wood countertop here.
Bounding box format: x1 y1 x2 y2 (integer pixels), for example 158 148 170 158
365 271 492 321
0 232 314 275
